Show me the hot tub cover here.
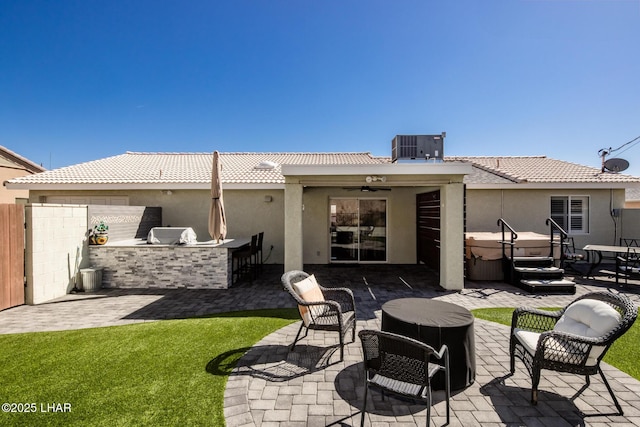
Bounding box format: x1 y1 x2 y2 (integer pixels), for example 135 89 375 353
465 231 559 260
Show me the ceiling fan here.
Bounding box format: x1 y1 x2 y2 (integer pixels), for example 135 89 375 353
342 186 391 192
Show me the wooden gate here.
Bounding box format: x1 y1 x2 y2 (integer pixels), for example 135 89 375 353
0 204 25 311
416 191 440 271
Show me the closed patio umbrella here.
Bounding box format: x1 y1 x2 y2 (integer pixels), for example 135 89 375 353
208 151 227 242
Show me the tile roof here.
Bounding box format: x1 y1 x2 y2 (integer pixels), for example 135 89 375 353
0 145 46 173
8 152 388 185
449 156 640 184
7 152 640 187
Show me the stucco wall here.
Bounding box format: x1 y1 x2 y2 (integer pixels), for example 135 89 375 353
0 167 31 203
32 187 427 265
29 186 631 267
620 209 640 240
465 188 627 249
223 189 284 264
146 188 285 264
31 189 286 264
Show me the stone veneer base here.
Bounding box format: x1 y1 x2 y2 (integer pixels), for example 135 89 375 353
89 244 232 289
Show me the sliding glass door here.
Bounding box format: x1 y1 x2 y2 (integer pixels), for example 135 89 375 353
330 198 387 263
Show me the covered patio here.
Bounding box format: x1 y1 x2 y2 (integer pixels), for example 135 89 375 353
281 162 473 291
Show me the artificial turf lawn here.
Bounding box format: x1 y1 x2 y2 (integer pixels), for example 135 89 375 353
472 306 640 381
0 308 298 427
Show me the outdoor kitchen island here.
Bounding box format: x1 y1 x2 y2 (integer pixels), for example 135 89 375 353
88 237 250 289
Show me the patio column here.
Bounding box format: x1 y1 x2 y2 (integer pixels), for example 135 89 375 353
284 182 304 272
440 182 465 290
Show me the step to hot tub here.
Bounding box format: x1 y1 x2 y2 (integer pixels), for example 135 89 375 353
519 279 576 294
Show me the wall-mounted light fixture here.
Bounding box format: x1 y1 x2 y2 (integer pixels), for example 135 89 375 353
162 190 173 195
365 175 387 183
264 195 273 203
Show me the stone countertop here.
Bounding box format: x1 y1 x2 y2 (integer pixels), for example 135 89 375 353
95 238 249 248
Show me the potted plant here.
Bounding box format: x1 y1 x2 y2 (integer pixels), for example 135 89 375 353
90 221 109 245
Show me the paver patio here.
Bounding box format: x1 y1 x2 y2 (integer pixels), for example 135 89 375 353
1 264 639 426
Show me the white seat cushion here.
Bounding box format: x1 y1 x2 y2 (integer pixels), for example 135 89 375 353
292 274 326 326
514 299 621 366
514 329 602 366
513 329 541 356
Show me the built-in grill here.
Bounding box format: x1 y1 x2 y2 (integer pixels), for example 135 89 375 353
147 227 198 245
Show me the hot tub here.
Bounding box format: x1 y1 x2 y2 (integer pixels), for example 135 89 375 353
465 232 560 281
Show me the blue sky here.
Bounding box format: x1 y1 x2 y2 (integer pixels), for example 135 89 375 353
2 0 639 176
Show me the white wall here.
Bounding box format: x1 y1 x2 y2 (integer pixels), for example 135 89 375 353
32 189 287 263
465 188 627 249
29 186 631 270
25 204 89 304
620 209 640 240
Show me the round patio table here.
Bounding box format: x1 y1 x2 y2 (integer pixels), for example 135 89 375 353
381 298 476 390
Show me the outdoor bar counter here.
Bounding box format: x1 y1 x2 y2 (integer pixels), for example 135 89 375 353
88 237 249 289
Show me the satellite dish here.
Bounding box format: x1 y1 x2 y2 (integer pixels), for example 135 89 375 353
603 158 630 173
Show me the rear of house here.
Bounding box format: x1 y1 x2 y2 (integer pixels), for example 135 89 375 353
6 150 640 297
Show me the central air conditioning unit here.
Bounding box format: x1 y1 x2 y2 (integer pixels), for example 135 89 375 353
391 133 445 162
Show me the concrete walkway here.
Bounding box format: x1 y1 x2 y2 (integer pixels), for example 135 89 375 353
1 265 639 426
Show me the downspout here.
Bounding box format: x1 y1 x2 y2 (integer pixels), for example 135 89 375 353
610 189 620 245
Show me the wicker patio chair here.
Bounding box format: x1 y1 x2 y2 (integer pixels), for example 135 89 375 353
281 270 356 361
509 291 637 415
359 329 450 427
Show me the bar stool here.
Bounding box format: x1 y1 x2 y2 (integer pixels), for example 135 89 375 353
256 232 264 272
232 235 257 284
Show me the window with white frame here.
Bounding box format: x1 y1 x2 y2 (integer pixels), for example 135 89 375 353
550 196 589 234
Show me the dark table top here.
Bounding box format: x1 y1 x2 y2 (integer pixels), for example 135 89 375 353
381 298 474 329
381 297 476 390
